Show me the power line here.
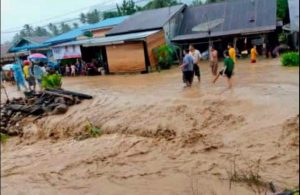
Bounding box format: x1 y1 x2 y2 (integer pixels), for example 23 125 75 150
5 0 128 31
2 0 148 33
2 0 149 33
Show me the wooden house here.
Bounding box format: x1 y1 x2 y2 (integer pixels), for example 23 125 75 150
55 5 185 73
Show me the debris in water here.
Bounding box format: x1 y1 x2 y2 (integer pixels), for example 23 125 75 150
0 89 92 136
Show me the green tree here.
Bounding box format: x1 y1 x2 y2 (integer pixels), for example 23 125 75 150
206 0 224 3
80 13 87 24
192 0 203 6
192 0 224 6
48 23 60 36
117 0 136 16
34 26 49 36
86 9 101 24
103 11 120 19
73 22 79 29
23 24 34 36
19 30 27 37
12 33 21 43
135 5 145 11
144 0 180 9
277 0 288 20
60 22 72 33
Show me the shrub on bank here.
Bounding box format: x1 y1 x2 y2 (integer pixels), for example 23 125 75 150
42 73 62 89
153 44 179 70
281 52 299 67
0 133 9 143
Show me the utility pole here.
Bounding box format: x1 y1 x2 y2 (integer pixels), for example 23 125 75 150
205 13 211 56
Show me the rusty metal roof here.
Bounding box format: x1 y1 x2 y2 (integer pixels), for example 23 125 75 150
107 4 186 36
173 0 277 41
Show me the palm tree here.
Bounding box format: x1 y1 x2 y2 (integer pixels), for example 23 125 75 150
23 24 34 36
48 23 60 36
73 22 79 29
60 22 71 33
80 13 86 24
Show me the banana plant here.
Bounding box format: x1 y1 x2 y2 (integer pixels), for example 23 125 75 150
153 44 179 70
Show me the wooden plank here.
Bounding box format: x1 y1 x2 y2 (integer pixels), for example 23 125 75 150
106 42 146 73
146 30 166 68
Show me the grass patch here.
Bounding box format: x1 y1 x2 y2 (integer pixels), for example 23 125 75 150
42 73 62 89
74 120 102 141
0 133 9 143
281 52 299 67
227 157 268 193
282 188 299 195
85 121 102 138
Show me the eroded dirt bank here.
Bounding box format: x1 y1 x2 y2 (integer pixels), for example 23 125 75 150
1 59 299 195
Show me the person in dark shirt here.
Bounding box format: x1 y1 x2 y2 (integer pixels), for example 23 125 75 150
213 50 235 89
180 49 194 87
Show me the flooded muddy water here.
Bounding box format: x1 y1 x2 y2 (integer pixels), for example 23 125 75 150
1 58 299 195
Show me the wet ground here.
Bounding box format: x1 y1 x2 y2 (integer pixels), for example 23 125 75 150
1 58 299 195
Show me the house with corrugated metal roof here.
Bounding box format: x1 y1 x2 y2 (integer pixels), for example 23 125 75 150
1 43 16 65
57 5 186 73
44 16 129 45
7 17 129 63
172 0 278 56
8 36 51 61
106 4 186 44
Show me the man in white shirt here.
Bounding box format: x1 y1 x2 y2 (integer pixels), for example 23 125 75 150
189 44 202 82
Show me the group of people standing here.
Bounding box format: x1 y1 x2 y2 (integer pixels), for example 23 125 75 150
9 60 47 92
181 43 252 89
23 61 47 91
60 59 104 77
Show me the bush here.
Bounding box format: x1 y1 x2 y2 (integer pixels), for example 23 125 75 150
278 32 287 44
42 73 62 89
153 44 179 70
85 121 102 137
0 133 9 143
281 52 299 67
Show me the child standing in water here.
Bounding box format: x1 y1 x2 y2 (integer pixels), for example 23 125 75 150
250 45 258 63
228 43 236 63
65 64 70 76
71 64 76 76
213 51 235 89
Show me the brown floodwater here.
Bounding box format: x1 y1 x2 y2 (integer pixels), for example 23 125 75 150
1 58 299 195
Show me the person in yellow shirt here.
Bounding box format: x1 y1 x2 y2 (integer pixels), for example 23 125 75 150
250 45 258 63
23 60 30 79
23 60 36 91
228 44 236 63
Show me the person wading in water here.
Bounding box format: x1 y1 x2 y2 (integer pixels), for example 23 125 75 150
180 48 194 88
209 45 219 76
189 44 202 82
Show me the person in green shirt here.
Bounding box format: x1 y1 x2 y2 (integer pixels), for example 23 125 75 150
213 50 234 89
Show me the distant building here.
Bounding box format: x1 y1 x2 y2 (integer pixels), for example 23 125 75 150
44 16 129 45
8 36 51 61
1 43 15 65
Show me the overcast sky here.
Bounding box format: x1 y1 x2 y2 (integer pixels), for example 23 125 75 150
1 0 193 44
1 0 127 43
